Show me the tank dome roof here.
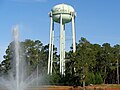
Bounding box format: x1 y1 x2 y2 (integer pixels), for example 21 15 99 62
52 3 75 15
50 4 75 24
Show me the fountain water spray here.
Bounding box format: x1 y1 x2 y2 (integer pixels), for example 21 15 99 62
0 25 26 90
0 25 45 90
13 26 20 90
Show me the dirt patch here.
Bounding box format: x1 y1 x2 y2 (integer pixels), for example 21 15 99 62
29 85 120 90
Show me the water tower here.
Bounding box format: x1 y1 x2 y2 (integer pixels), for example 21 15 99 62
48 3 76 75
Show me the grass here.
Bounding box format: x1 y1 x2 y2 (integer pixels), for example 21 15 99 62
92 84 120 88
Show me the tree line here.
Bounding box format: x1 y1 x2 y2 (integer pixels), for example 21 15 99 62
0 37 120 86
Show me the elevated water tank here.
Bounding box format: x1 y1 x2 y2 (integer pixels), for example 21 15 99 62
51 3 75 24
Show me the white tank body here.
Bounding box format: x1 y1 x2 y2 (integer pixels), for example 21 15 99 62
52 4 75 24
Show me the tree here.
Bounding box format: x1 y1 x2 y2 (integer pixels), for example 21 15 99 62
1 42 15 75
101 43 114 83
68 37 96 86
113 44 120 84
1 37 120 85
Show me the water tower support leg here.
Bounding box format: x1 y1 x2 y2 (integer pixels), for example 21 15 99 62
63 25 65 75
50 23 54 75
72 16 76 53
48 17 53 74
60 14 64 74
60 17 65 75
61 24 65 75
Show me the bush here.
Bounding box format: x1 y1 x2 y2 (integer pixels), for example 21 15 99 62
49 73 61 85
95 73 103 84
86 72 95 85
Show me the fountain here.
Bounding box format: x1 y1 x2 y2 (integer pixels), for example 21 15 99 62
0 25 43 90
13 25 20 90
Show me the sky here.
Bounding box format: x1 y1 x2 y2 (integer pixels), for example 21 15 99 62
0 0 120 62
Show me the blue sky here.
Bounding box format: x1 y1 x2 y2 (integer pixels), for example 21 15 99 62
0 0 120 62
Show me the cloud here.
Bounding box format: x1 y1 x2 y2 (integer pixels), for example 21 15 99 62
34 0 47 2
7 0 47 3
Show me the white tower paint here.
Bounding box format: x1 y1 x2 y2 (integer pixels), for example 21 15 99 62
48 4 76 75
